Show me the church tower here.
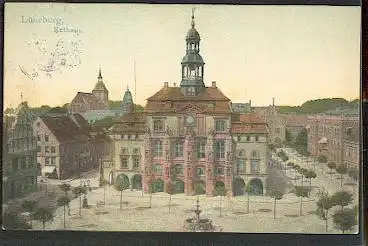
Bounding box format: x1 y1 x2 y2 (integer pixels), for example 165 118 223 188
180 10 205 96
122 86 134 113
92 68 109 106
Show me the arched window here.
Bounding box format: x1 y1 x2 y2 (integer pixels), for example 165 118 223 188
154 140 163 157
174 141 184 157
251 150 259 159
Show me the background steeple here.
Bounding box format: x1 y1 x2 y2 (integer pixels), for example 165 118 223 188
92 67 109 105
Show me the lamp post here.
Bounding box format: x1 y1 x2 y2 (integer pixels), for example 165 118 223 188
80 179 91 208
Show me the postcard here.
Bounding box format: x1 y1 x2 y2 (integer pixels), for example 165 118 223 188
2 3 361 234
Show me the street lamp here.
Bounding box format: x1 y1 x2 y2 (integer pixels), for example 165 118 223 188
80 179 91 208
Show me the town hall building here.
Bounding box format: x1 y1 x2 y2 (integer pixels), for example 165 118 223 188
105 12 269 197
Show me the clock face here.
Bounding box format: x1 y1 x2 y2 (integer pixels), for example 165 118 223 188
186 115 195 124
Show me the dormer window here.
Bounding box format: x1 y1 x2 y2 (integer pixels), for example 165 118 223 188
153 119 164 132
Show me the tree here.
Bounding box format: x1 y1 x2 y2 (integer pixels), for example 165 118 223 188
3 211 31 230
58 183 72 215
293 164 301 180
194 182 206 196
49 106 68 114
166 183 174 214
21 200 38 228
114 175 130 210
316 192 333 232
318 155 327 163
331 190 353 209
294 128 308 155
348 167 359 183
213 184 227 217
72 186 87 216
294 186 310 216
327 162 336 180
304 170 317 195
33 207 55 230
268 187 284 219
285 129 293 146
57 196 71 229
336 165 348 187
332 208 357 233
245 184 252 213
298 168 308 186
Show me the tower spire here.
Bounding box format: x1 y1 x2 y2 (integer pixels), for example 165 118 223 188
191 8 196 28
98 66 102 79
20 92 23 103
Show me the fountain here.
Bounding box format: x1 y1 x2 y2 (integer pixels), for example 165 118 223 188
183 196 222 232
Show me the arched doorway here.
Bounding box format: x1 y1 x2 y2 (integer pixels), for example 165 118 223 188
247 178 263 195
193 181 206 195
115 174 130 187
173 180 185 194
233 178 245 196
109 171 114 185
131 174 142 190
151 179 164 193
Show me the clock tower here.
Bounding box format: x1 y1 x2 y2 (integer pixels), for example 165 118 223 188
180 9 205 97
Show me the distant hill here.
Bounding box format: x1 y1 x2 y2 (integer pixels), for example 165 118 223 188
277 98 359 115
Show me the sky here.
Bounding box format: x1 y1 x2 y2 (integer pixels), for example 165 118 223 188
4 4 361 108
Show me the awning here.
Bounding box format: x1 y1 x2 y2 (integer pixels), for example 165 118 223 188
42 166 56 176
318 137 327 144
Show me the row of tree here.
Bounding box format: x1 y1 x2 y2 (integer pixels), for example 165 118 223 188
3 183 90 230
316 190 357 233
277 98 359 115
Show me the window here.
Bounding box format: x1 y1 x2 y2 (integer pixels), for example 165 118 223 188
237 158 245 173
246 136 250 141
197 167 205 176
45 135 49 142
51 147 56 153
153 164 162 173
238 150 245 157
20 157 27 169
45 146 50 153
187 87 195 96
174 141 184 157
12 158 18 171
215 120 226 132
153 120 164 132
255 136 259 142
251 160 259 173
174 164 184 175
121 148 128 155
133 148 140 155
51 157 56 165
237 136 241 142
215 167 224 176
133 157 140 169
120 157 128 168
154 140 163 157
275 128 280 134
214 140 225 159
45 157 50 165
196 141 206 159
346 127 352 136
37 135 41 141
251 150 259 159
37 145 41 152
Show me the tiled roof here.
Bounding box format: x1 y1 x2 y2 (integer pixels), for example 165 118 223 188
231 113 267 134
109 123 146 134
120 112 146 123
75 92 107 109
281 114 308 127
147 87 230 101
40 114 91 143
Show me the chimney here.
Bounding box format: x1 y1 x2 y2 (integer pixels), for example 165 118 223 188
164 82 168 88
272 97 275 106
212 81 216 88
249 100 251 106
